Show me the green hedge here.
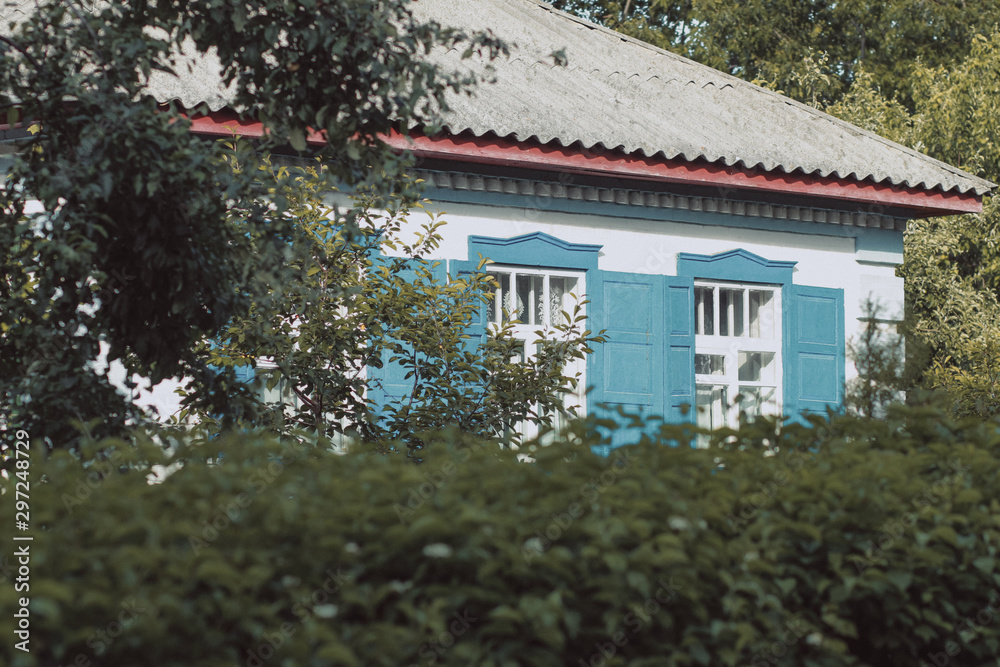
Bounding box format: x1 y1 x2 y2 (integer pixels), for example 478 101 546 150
2 407 1000 666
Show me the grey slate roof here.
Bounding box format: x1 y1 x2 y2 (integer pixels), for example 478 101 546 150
410 0 993 196
4 0 993 196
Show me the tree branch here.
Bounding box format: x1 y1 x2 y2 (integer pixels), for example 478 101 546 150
292 383 319 411
0 35 40 70
64 0 102 55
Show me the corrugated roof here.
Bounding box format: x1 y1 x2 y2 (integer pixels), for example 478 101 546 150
0 0 31 26
145 40 236 113
4 0 993 196
410 0 992 196
0 0 235 112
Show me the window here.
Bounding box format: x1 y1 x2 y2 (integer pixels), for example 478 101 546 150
486 268 581 330
694 281 781 432
485 266 586 438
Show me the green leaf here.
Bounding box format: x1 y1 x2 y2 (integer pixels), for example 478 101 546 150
973 556 995 573
822 612 858 639
931 526 958 547
289 127 307 152
887 571 913 592
777 577 797 595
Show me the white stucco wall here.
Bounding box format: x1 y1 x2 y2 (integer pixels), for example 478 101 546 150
12 182 906 420
96 345 189 422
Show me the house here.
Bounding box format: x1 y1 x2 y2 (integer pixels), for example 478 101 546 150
7 0 993 443
368 0 990 441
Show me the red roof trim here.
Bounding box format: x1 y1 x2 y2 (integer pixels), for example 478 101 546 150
186 112 982 216
388 133 981 216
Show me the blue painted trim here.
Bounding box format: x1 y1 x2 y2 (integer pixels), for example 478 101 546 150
468 232 602 271
855 228 905 264
424 187 884 241
677 249 796 285
445 258 490 359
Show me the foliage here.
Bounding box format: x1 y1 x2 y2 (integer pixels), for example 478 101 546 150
926 338 1000 420
906 32 1000 186
4 406 1000 666
829 31 1000 187
897 204 1000 413
549 0 695 52
194 160 604 449
0 0 506 450
823 31 1000 417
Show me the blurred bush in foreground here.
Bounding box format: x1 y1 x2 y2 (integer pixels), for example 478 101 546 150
2 406 1000 666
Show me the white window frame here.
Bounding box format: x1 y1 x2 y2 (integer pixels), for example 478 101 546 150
485 266 587 440
694 280 783 432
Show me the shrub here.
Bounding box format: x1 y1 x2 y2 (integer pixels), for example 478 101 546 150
2 407 1000 666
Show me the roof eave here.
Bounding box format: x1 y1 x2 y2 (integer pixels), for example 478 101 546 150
385 132 984 218
184 111 984 218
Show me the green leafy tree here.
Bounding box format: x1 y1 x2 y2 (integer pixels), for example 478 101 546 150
826 35 1000 416
555 0 1000 108
550 0 695 51
0 0 505 450
897 207 1000 416
196 161 604 450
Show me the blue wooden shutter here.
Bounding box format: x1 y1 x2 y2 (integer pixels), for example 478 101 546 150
206 340 255 383
665 276 695 423
590 271 664 449
368 260 448 412
784 285 845 418
459 263 488 354
233 363 256 383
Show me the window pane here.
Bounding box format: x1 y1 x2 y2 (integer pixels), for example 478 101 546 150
739 385 778 417
695 287 714 335
695 354 725 376
493 272 513 323
719 288 744 337
739 386 760 417
738 351 776 383
696 385 727 431
549 276 578 325
749 290 774 338
515 274 542 324
486 271 503 324
510 340 526 364
260 375 283 405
